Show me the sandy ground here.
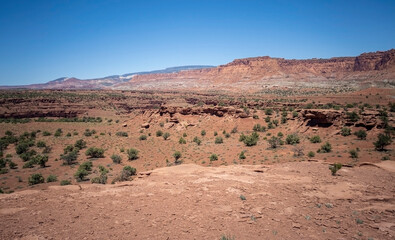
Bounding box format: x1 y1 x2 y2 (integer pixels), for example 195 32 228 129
0 161 394 240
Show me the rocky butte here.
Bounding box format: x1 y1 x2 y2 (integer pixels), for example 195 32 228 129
124 49 395 91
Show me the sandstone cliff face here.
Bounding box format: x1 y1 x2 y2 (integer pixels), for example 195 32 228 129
126 49 395 91
354 49 395 71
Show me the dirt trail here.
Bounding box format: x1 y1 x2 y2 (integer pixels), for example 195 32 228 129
1 161 394 239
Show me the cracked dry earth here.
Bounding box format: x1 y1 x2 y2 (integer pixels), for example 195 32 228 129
1 161 394 240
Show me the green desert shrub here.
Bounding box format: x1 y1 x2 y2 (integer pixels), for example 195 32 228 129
193 136 201 145
85 147 104 158
215 137 223 144
91 173 107 184
54 128 62 137
156 130 163 137
139 135 147 141
116 131 128 137
35 154 48 168
179 137 186 144
201 130 206 136
36 141 46 148
60 180 72 186
114 166 137 182
308 151 315 158
79 161 93 171
28 173 45 185
265 108 273 115
111 154 122 164
329 163 342 176
8 160 17 169
22 160 35 168
374 133 392 151
63 145 76 154
239 151 246 160
253 124 266 132
354 129 367 140
318 142 332 153
74 139 87 149
268 136 283 148
310 135 321 143
43 131 51 136
346 111 360 122
173 151 182 164
16 142 30 155
286 133 300 145
61 150 78 165
163 132 170 140
123 166 136 176
46 175 57 183
74 169 89 181
127 148 139 160
83 129 96 137
341 127 351 136
240 132 259 147
209 154 218 161
349 149 358 158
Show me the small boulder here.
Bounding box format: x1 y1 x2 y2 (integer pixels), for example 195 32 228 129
141 123 150 128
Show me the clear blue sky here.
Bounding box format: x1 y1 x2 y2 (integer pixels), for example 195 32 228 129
0 0 394 85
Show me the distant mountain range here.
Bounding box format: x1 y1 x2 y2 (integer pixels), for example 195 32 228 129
1 49 394 91
0 65 214 90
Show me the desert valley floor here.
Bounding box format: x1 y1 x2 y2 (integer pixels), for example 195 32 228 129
0 88 394 239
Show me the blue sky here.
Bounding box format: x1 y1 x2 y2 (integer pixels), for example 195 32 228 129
0 0 394 85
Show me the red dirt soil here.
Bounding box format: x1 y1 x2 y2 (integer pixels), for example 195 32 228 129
1 161 394 239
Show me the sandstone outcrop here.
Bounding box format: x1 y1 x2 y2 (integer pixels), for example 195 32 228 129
159 106 249 118
301 109 390 129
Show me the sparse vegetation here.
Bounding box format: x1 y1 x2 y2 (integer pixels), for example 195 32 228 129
179 137 186 144
354 129 367 140
193 136 201 145
209 154 218 161
173 151 182 165
156 130 163 137
74 139 87 149
61 150 78 165
215 136 223 144
116 131 128 137
139 135 147 141
341 127 351 136
240 132 259 147
127 148 139 160
374 133 392 151
163 132 170 140
268 136 283 149
346 111 360 122
318 142 332 153
85 147 105 158
60 180 72 186
349 149 358 158
310 135 321 143
111 154 122 164
286 133 300 145
329 163 342 176
28 173 44 185
46 175 57 182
